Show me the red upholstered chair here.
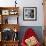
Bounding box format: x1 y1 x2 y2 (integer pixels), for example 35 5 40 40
21 28 41 46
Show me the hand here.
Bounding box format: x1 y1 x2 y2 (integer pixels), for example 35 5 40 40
25 36 38 46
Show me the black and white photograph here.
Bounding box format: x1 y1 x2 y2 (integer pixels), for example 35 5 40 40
23 7 37 21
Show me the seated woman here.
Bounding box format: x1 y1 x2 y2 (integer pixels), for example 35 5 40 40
21 28 41 46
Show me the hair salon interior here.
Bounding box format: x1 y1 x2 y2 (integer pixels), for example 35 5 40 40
0 0 46 46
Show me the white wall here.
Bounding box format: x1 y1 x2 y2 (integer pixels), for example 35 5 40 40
18 0 44 26
0 0 44 26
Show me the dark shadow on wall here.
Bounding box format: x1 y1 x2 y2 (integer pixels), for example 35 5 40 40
18 26 44 46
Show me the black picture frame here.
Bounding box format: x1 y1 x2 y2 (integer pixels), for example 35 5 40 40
23 7 37 21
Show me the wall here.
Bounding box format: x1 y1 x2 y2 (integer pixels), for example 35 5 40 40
18 0 44 26
0 0 44 26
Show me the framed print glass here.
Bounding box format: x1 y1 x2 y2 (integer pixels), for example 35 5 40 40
23 7 37 21
9 10 18 15
2 10 9 15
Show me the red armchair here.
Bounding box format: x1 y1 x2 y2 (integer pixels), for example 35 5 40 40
21 28 41 46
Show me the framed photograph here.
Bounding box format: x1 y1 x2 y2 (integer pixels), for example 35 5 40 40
2 10 9 15
9 10 18 15
23 7 37 21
